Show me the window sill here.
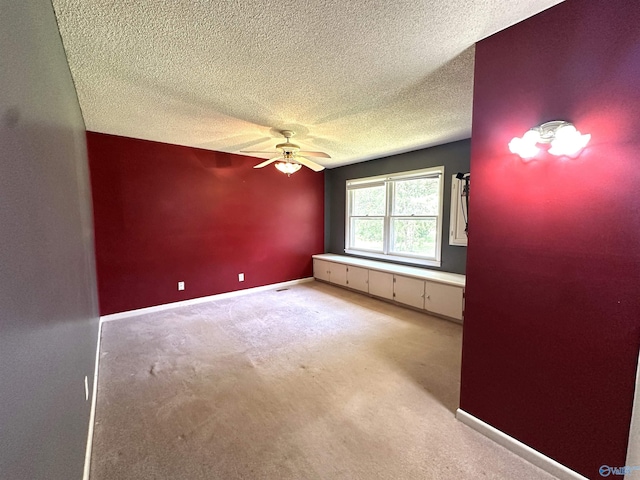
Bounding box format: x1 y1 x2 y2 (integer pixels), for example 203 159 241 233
344 249 441 268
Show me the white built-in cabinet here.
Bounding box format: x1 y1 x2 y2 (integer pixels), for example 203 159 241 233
312 254 466 322
328 262 347 287
424 280 464 320
368 270 394 300
393 275 425 309
346 265 369 293
313 259 368 291
313 259 331 282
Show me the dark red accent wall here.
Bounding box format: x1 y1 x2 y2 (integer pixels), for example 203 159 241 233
87 132 324 315
460 1 640 477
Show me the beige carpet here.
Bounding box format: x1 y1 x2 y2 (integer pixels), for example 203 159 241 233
91 281 556 479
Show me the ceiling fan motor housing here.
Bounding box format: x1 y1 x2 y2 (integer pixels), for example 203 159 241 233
276 130 299 153
246 129 327 172
275 142 300 152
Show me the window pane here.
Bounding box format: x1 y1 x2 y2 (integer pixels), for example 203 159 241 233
351 218 384 251
390 218 437 257
393 178 440 216
351 185 386 216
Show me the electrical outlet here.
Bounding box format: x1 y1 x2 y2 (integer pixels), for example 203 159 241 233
178 281 185 291
238 273 244 282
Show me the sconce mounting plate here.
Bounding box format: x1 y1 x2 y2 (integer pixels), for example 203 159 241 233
533 121 572 144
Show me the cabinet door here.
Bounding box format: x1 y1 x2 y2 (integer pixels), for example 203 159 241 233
424 281 464 320
394 275 425 309
313 259 331 282
449 175 469 246
368 270 394 300
329 263 348 287
346 265 368 293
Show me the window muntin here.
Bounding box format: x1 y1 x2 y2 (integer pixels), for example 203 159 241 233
345 167 444 266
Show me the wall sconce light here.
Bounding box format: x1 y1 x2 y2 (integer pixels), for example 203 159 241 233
275 161 302 176
509 121 591 160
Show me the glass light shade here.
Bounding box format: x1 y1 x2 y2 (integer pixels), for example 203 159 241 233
548 126 591 156
554 124 577 139
509 136 540 159
522 129 541 144
509 122 590 159
275 162 301 175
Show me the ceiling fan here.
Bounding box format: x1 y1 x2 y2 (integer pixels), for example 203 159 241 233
241 130 330 175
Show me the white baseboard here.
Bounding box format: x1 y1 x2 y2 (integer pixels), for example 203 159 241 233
456 409 588 480
100 277 315 322
83 318 103 480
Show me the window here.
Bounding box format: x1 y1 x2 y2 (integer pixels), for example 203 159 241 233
345 166 444 266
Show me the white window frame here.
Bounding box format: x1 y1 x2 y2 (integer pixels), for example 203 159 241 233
345 166 444 267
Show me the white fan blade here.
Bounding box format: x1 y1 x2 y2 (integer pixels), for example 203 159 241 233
241 150 277 159
298 151 331 158
296 156 325 172
253 157 281 169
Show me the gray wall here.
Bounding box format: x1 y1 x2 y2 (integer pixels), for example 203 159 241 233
325 139 470 274
0 2 99 479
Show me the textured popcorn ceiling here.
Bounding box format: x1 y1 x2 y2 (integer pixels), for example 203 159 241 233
52 0 564 167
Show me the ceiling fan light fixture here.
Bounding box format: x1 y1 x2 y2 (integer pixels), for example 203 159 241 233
275 161 301 176
246 130 328 173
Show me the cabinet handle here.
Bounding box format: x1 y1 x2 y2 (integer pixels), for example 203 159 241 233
426 295 430 300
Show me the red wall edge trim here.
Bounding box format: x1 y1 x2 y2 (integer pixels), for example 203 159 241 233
87 132 324 315
460 0 640 477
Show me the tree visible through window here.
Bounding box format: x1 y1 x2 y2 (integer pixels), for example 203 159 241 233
346 167 444 266
350 184 385 251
